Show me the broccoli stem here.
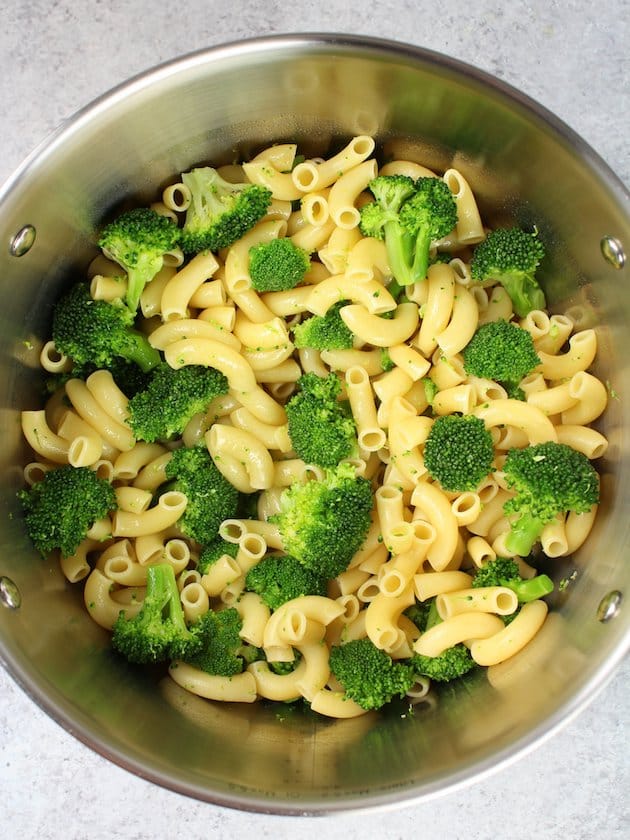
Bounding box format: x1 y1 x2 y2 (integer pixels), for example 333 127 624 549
508 574 554 602
505 513 546 556
411 227 432 285
426 599 442 629
383 220 414 286
123 329 162 372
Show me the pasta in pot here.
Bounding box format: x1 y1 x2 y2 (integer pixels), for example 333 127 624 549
19 135 608 719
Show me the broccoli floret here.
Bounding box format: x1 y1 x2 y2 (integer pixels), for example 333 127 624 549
502 441 600 556
329 638 415 710
19 465 117 558
472 556 554 603
249 238 310 292
245 554 327 610
463 320 541 394
112 564 196 664
380 348 396 372
180 166 272 254
422 376 439 407
272 462 373 579
128 363 228 442
98 208 180 315
471 228 546 317
52 283 161 373
412 645 476 683
285 372 358 468
164 446 239 545
423 414 494 492
179 607 244 676
360 175 458 287
404 601 432 632
293 301 354 351
197 536 239 575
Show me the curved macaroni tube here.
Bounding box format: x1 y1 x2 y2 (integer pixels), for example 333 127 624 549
435 286 479 356
554 425 608 459
388 343 431 381
231 386 286 425
432 384 476 416
327 159 378 228
306 274 396 317
470 600 548 666
229 407 291 453
164 337 257 391
242 160 304 201
294 641 333 702
442 169 485 245
310 688 370 719
527 382 578 416
320 348 383 375
233 312 290 351
205 424 274 491
346 237 389 282
113 443 168 481
410 482 460 572
345 366 386 452
341 301 419 347
133 452 173 492
536 329 597 380
200 554 242 596
103 555 149 587
83 569 142 630
149 318 241 351
379 160 437 179
247 660 306 702
263 596 345 649
65 378 134 452
160 252 219 321
180 582 210 623
260 286 314 317
534 314 574 354
565 506 598 554
21 410 70 464
413 571 474 601
561 372 608 425
234 592 270 648
540 516 569 558
219 518 284 550
112 491 187 538
291 136 376 192
365 585 415 652
168 662 257 703
412 612 505 657
57 410 103 468
473 399 558 445
319 226 363 274
188 278 227 309
416 264 456 356
436 586 519 619
60 538 99 583
477 286 513 325
301 189 331 227
115 485 153 513
39 340 71 374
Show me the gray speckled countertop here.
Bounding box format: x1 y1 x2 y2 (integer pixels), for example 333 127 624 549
1 2 628 838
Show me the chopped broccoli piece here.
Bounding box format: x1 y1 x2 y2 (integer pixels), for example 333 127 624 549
471 228 546 317
329 638 415 710
180 607 244 676
249 238 310 292
272 462 373 579
502 441 600 556
19 465 117 558
98 208 180 315
380 348 396 372
422 376 439 406
423 414 494 492
197 536 239 575
361 174 457 287
472 556 554 603
293 301 354 351
285 372 358 468
412 645 476 682
404 601 432 632
164 446 239 545
52 283 161 373
128 363 228 442
112 564 196 664
463 320 541 393
180 166 272 254
245 554 327 610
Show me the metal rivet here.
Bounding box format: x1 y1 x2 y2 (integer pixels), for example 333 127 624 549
600 236 625 269
0 576 21 609
596 590 622 623
9 224 36 257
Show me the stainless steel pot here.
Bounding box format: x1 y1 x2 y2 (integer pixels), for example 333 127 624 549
0 34 628 814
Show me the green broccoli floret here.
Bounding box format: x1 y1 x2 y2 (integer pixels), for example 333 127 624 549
19 465 117 558
463 320 541 395
197 536 239 575
112 563 196 664
502 441 600 556
423 414 494 492
293 301 354 351
98 208 180 315
180 166 272 254
422 376 439 406
359 175 458 287
472 556 554 603
249 238 310 292
179 607 244 676
285 372 358 468
471 228 546 317
164 446 239 545
245 554 327 610
329 638 415 710
380 348 396 372
52 283 161 373
128 363 228 442
272 462 373 579
404 601 432 632
412 646 476 682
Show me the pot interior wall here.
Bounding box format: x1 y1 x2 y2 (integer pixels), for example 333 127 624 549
0 38 628 812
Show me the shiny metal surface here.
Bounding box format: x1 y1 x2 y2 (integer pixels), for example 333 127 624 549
0 34 628 814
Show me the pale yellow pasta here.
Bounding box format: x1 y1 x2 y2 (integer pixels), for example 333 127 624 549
413 571 474 601
168 662 257 703
263 596 344 649
478 285 513 324
554 424 608 459
133 452 172 492
536 329 597 380
474 398 558 445
321 348 384 376
254 358 302 384
291 135 376 192
57 410 103 468
346 237 389 282
540 517 569 558
65 378 134 452
561 372 608 425
39 340 71 374
149 317 241 351
247 660 304 702
301 189 331 227
234 592 270 648
140 266 177 318
379 536 434 598
200 554 242 596
242 159 304 201
365 585 415 652
23 461 53 486
90 274 127 303
233 312 290 351
336 568 371 597
519 309 551 340
373 368 414 410
416 264 456 355
413 612 505 657
297 346 329 378
318 225 363 274
534 314 574 354
219 518 284 550
219 576 246 606
198 305 237 331
564 506 598 553
411 482 460 571
451 492 482 527
83 569 142 630
180 582 209 623
188 279 227 309
103 555 148 587
436 586 518 619
290 218 336 253
112 491 187 538
443 169 485 244
345 366 386 451
327 159 378 228
115 485 153 514
470 600 548 666
379 160 437 179
306 273 396 317
467 536 497 569
205 424 274 492
231 385 286 425
229 407 291 452
432 383 476 416
243 344 295 371
60 538 99 583
388 343 431 381
309 688 369 719
224 219 288 296
259 285 314 317
85 371 130 426
340 301 419 347
22 410 70 464
160 252 220 321
163 337 256 391
133 532 165 566
435 286 478 356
